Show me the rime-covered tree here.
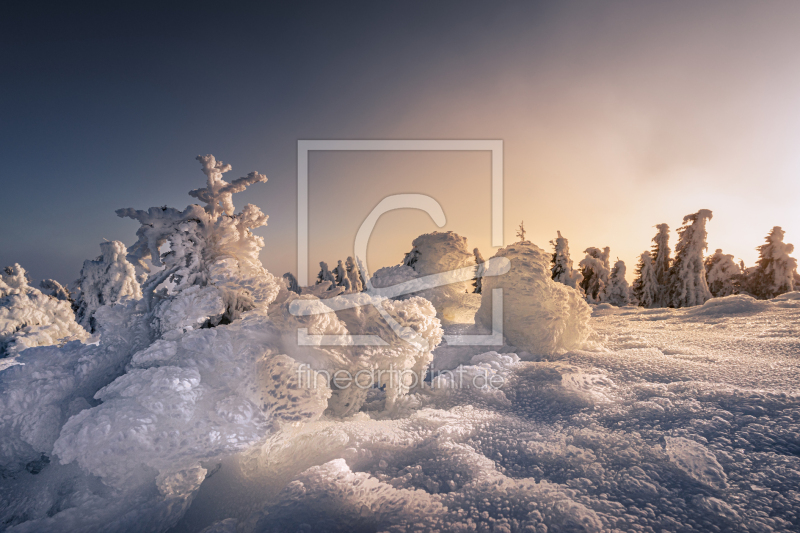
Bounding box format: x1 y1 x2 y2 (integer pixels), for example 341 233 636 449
704 249 743 298
72 241 143 332
283 272 301 294
472 247 485 294
345 256 363 292
316 261 336 285
603 259 631 306
650 223 671 305
40 279 72 302
665 209 713 308
550 231 583 290
333 260 347 287
749 226 797 299
632 251 659 308
579 247 611 303
403 248 421 268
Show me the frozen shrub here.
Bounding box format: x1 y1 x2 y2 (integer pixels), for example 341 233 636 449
476 241 591 355
72 240 142 332
0 264 88 359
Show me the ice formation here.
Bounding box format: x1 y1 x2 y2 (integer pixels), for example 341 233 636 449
72 240 142 332
749 226 797 299
550 230 583 291
476 241 592 355
666 209 713 308
0 264 88 361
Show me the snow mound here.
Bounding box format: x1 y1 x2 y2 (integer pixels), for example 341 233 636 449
0 264 88 360
684 294 773 317
476 241 592 355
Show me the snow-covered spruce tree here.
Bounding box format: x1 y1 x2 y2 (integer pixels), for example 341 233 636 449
472 247 485 294
632 251 659 308
704 249 743 298
749 226 797 299
651 223 671 305
316 261 336 285
550 231 583 290
72 240 142 332
665 209 713 308
333 260 347 287
1 264 88 359
345 256 363 292
579 247 610 303
283 272 301 294
603 259 631 306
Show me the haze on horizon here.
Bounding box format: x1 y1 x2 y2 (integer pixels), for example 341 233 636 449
2 1 799 285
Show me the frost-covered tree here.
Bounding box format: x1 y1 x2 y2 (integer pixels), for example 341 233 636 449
472 247 485 294
603 259 631 306
550 231 583 290
749 226 797 299
1 264 88 358
403 248 421 268
632 251 659 308
665 209 713 308
72 241 142 332
283 272 301 294
333 260 347 287
579 246 610 303
345 256 363 292
40 279 71 302
316 261 336 285
704 249 743 298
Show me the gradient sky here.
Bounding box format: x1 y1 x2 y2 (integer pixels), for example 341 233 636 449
2 1 800 285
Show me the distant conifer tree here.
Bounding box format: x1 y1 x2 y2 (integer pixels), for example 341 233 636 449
665 209 713 308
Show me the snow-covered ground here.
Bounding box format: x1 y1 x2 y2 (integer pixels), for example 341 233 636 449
4 293 799 532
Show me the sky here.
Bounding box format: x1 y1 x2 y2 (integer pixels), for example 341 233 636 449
2 1 800 285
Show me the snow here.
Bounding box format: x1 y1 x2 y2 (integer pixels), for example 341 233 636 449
476 241 592 355
3 158 800 532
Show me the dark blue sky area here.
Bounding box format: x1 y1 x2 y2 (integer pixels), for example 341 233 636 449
3 1 799 284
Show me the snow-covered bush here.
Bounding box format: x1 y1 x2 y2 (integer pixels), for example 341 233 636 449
748 226 797 299
550 231 583 290
39 279 71 301
665 209 713 308
0 264 88 360
579 246 610 303
283 272 301 294
316 261 336 285
603 259 630 306
652 223 671 289
632 251 659 308
397 231 480 324
72 240 142 332
476 241 592 355
704 249 743 297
